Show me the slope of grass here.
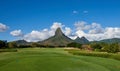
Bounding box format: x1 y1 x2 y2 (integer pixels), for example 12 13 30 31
0 48 120 71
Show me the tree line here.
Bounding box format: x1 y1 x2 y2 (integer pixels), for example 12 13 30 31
67 42 120 53
0 40 120 53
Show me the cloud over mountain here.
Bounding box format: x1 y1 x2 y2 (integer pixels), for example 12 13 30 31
74 21 120 41
10 21 120 42
23 22 71 42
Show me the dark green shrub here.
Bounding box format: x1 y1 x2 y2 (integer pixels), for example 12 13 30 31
104 43 119 53
0 40 7 48
90 43 102 50
67 42 82 48
8 42 17 48
18 45 31 48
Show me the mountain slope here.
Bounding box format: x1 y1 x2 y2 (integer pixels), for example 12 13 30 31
74 36 89 44
39 28 73 46
14 40 30 45
99 38 120 43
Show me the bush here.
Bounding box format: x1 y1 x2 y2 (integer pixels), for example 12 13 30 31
8 42 17 48
31 42 41 47
18 45 31 48
90 43 102 50
67 42 82 48
0 40 7 48
104 43 119 53
65 49 120 61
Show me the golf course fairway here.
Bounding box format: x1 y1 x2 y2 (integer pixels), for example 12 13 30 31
0 48 120 71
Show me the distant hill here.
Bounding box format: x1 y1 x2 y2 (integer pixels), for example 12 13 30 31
38 28 73 46
74 36 89 44
13 40 31 45
99 38 120 43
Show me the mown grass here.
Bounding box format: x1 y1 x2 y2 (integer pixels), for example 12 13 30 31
0 48 120 71
65 48 120 61
0 49 18 52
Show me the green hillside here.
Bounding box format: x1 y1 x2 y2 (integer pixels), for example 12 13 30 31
39 28 73 46
100 38 120 43
74 36 89 44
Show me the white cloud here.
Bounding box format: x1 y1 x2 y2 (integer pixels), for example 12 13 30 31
24 30 52 42
51 22 64 30
12 21 120 42
88 23 104 34
86 27 120 41
10 30 23 37
74 21 104 34
75 30 86 37
83 11 88 13
104 27 120 39
73 10 79 14
23 22 71 42
64 27 72 36
74 21 91 30
74 21 120 41
0 23 8 32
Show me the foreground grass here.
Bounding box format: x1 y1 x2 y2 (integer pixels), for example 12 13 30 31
0 49 17 52
0 48 120 71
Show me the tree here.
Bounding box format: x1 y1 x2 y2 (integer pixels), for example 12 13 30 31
105 43 119 53
67 42 82 48
119 43 120 52
31 42 41 47
90 43 102 51
0 40 7 48
8 42 17 48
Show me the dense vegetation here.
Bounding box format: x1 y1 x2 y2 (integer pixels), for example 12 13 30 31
67 42 82 48
65 49 120 61
0 40 7 49
90 42 120 53
0 39 120 53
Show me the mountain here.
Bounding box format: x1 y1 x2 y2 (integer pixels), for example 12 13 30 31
99 38 120 43
74 36 89 44
14 40 30 45
38 28 73 46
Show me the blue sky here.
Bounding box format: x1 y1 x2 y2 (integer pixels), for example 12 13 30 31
0 0 120 42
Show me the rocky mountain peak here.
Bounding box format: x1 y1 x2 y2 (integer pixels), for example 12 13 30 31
55 27 64 36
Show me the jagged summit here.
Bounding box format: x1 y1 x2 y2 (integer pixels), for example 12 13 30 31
39 28 73 46
55 27 64 36
81 36 87 40
75 36 89 44
75 36 80 40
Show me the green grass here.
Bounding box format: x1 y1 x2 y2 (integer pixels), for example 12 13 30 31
65 49 120 61
0 49 18 52
0 48 120 71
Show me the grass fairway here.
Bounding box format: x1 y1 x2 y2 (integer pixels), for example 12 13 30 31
0 48 120 71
